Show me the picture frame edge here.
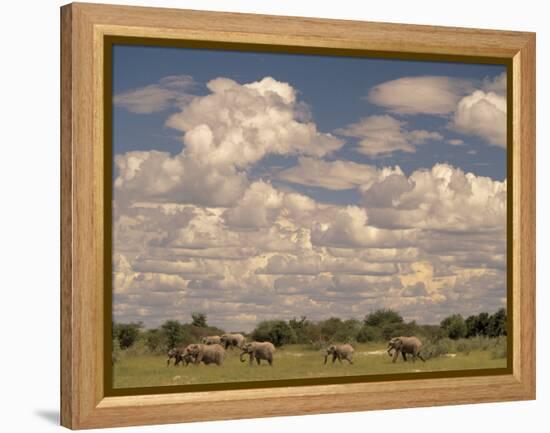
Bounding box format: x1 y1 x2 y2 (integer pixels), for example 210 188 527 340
60 2 536 429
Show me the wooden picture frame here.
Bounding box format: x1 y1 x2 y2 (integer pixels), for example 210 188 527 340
61 2 535 429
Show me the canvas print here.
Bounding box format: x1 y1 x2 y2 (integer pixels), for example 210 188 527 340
111 44 508 389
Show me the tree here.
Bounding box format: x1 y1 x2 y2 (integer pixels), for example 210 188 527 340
112 322 143 349
440 314 467 340
488 308 507 337
364 309 403 327
191 312 207 328
465 315 478 338
160 320 189 349
251 320 296 347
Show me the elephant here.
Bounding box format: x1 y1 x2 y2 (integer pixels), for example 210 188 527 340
166 345 194 366
187 343 226 366
387 336 425 363
240 341 276 366
324 344 354 365
220 333 246 350
201 335 222 345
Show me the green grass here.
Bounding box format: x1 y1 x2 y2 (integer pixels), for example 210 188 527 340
113 343 507 389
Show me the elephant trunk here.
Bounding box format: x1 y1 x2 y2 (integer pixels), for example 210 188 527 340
323 353 328 365
239 351 247 362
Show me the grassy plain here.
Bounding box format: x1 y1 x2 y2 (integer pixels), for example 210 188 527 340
113 343 506 389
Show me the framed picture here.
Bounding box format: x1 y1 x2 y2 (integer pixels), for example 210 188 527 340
60 2 535 429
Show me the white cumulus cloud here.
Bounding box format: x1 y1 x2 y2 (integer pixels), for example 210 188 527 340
335 115 442 157
114 76 344 206
451 90 507 147
113 75 196 113
367 76 473 115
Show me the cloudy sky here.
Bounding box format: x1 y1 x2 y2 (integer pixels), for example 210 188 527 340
111 45 507 331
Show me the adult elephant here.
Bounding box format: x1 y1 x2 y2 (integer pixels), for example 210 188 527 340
201 335 222 345
387 336 425 363
220 333 246 350
324 344 354 365
166 345 194 366
187 343 226 366
240 342 276 366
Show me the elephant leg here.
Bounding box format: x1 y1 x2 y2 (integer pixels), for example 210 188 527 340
332 353 337 364
268 358 273 366
392 350 399 363
256 357 261 365
401 351 407 362
249 353 254 366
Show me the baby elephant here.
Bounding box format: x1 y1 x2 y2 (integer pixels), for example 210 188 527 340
166 345 194 367
324 344 354 365
220 333 246 350
387 336 425 363
187 343 226 366
201 335 222 345
240 341 276 366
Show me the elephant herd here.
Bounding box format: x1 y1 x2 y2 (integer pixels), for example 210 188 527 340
167 334 426 368
167 333 276 367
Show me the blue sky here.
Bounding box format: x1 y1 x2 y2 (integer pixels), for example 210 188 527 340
111 43 508 330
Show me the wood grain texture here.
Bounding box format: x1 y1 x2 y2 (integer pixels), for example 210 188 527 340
60 4 73 429
60 2 536 429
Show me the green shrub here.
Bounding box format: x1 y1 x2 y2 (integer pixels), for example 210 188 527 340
289 317 322 344
123 338 151 357
491 337 508 359
251 320 297 347
422 336 508 360
160 320 193 349
356 325 381 343
112 337 122 364
112 322 143 349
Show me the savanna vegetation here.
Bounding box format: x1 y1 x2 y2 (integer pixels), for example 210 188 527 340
112 309 508 388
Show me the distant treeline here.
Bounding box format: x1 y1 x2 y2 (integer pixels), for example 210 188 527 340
112 309 507 354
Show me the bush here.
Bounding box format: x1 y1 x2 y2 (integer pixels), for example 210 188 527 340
123 338 151 357
113 322 143 349
316 317 361 343
144 329 166 354
380 321 422 341
491 337 507 359
422 338 456 359
191 312 208 328
364 309 403 327
289 317 322 344
112 337 122 364
160 320 192 349
251 320 297 347
488 309 507 337
181 323 225 342
440 314 467 340
356 325 381 343
422 336 508 359
465 312 490 337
